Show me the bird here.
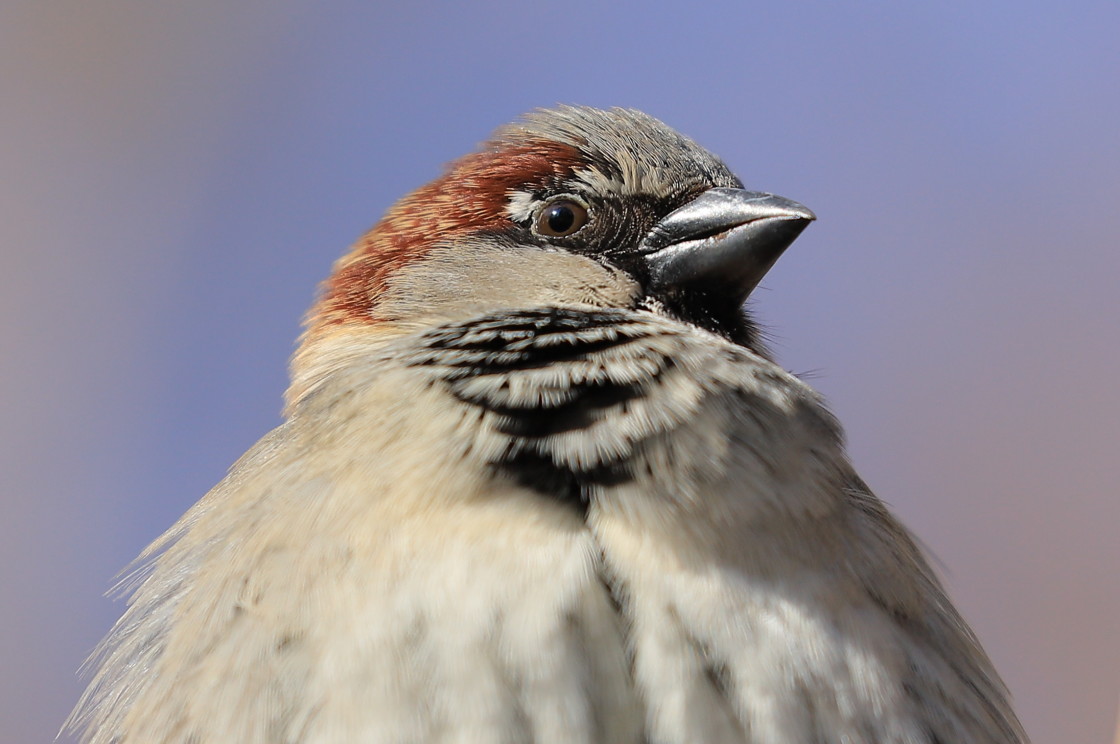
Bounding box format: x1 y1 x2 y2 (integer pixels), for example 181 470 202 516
69 105 1027 743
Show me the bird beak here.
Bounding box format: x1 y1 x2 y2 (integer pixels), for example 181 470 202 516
640 187 816 303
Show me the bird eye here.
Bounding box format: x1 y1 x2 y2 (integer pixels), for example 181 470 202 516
534 198 589 237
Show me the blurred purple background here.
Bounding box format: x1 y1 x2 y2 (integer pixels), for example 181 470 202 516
3 3 1117 742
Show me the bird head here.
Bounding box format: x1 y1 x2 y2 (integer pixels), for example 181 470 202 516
289 106 814 410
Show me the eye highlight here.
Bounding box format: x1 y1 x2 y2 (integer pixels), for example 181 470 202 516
533 197 589 238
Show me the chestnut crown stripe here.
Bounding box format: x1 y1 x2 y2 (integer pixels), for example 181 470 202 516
312 138 585 330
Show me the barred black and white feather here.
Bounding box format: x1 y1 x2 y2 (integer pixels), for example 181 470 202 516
70 106 1026 744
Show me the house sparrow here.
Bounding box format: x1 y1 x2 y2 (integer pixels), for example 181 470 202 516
69 106 1027 743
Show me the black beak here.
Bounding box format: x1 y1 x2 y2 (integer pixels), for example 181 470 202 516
641 187 815 305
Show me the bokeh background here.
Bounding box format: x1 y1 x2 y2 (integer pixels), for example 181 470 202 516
3 2 1117 742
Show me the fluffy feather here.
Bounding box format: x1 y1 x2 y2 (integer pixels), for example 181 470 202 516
70 107 1026 743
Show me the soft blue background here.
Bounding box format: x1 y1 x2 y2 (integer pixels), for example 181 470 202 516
3 3 1117 742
